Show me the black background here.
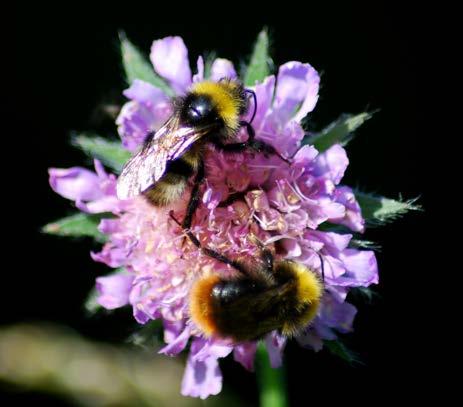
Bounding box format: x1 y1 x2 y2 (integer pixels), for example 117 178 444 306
7 2 435 405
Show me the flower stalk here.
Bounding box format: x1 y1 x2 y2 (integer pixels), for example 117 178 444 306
256 344 289 407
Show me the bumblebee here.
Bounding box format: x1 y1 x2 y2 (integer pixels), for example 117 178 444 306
170 213 323 342
117 79 287 229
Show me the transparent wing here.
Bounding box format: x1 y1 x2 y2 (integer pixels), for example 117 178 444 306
116 116 216 199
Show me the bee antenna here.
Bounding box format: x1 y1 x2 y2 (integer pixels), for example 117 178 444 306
245 89 257 124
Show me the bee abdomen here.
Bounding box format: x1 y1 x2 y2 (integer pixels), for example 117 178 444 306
143 156 194 206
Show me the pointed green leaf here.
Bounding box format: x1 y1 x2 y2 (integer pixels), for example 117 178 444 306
325 340 362 365
307 112 374 152
72 133 130 173
203 51 217 79
83 286 101 315
350 239 382 251
349 287 381 304
355 191 421 226
127 320 164 349
42 213 108 243
119 32 175 97
84 268 126 316
244 28 272 86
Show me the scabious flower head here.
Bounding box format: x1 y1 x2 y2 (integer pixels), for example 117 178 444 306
49 36 378 399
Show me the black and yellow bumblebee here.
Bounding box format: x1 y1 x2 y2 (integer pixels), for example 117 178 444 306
170 212 323 342
117 79 288 229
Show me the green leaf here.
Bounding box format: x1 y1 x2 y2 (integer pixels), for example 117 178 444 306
325 340 362 365
127 320 164 349
84 268 126 316
83 286 101 315
244 28 272 86
72 133 130 173
350 239 382 251
119 32 174 97
42 213 108 243
355 191 421 226
349 287 381 304
203 51 217 79
307 112 374 152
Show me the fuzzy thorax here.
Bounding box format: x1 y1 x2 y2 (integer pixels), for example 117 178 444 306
190 80 246 132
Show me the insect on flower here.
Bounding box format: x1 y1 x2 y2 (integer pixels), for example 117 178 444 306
117 79 290 229
170 212 323 342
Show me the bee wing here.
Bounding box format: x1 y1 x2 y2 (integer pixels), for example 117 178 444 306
116 116 216 200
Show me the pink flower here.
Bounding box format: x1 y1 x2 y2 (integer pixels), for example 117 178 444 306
49 35 378 398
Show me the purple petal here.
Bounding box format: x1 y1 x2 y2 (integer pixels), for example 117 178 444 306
163 320 184 344
91 245 127 268
159 325 191 356
293 145 319 166
337 249 379 287
252 75 275 130
96 273 133 309
193 339 232 362
233 342 257 371
281 238 302 258
332 186 365 232
76 196 120 214
150 36 192 94
313 144 349 184
310 230 352 253
117 81 172 151
181 339 224 399
123 79 169 106
210 58 237 81
98 218 121 235
273 61 320 124
192 56 204 83
49 167 102 201
319 295 357 333
265 332 286 368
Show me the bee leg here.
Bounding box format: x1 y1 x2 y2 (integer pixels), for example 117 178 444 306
240 121 291 164
212 122 291 164
181 160 205 231
169 211 248 275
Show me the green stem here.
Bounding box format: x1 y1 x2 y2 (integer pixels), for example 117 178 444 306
256 343 289 407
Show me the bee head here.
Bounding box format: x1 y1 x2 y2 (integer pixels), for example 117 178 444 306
181 94 219 125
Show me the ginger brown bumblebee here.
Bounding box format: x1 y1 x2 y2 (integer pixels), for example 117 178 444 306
170 213 323 342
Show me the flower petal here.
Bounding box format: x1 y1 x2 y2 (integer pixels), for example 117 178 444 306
181 339 224 399
150 36 192 94
159 324 191 356
319 295 357 333
76 196 120 214
233 342 257 371
273 61 320 124
332 186 365 232
96 273 133 309
117 81 172 151
123 79 169 106
337 249 379 287
210 58 237 81
192 56 204 83
49 167 102 201
265 332 286 368
313 144 349 184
